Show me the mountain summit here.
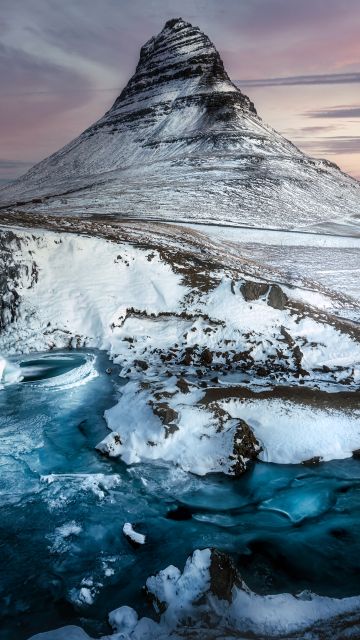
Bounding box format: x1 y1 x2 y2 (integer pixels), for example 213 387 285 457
109 17 256 116
1 18 359 233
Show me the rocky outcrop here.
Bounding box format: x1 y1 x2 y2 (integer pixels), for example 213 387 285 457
231 418 262 474
268 284 288 310
241 281 269 301
153 402 179 425
208 549 242 602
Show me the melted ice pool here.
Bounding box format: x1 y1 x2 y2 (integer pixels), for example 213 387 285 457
0 350 360 639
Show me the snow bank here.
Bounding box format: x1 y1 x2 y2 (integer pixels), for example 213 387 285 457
0 229 186 354
99 381 251 475
223 398 360 464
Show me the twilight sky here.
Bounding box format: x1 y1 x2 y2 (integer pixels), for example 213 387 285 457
1 0 359 185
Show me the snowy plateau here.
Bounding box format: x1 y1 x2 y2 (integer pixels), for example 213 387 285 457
0 17 360 640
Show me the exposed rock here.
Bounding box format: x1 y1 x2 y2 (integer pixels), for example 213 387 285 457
256 366 268 377
268 284 288 310
96 432 122 457
180 346 196 366
280 325 295 347
302 456 323 466
153 402 179 425
181 352 192 366
164 423 179 438
240 281 269 301
232 350 254 365
176 377 190 394
134 359 148 371
293 345 303 367
231 418 261 475
200 347 213 366
208 549 242 602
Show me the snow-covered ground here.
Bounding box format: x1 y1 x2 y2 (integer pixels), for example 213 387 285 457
1 224 359 475
183 223 360 317
1 220 360 639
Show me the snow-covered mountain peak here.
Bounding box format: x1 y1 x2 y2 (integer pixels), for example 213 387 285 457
102 17 256 121
0 19 359 235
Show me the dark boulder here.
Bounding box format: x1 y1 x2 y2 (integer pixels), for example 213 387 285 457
231 419 261 475
208 549 242 602
176 377 190 394
134 359 148 371
240 281 269 301
268 285 288 310
302 456 323 466
200 348 213 366
153 402 179 425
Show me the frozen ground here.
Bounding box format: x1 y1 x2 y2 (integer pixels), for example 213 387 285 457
184 223 360 317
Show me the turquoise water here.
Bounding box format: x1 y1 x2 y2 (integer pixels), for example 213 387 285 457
0 350 359 639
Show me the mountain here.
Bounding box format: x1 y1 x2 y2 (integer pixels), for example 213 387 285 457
1 17 359 233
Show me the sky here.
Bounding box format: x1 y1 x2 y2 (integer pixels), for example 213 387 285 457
0 0 359 185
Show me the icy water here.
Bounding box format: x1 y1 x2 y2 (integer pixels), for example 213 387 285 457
0 350 360 639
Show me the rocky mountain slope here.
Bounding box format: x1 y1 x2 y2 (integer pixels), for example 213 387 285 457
1 18 359 233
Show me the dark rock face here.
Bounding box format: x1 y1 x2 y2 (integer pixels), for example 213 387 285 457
240 281 269 301
176 377 190 393
208 549 242 602
200 347 213 366
0 231 34 331
110 18 256 121
153 402 179 425
302 456 323 466
267 284 288 310
134 359 149 371
231 418 261 475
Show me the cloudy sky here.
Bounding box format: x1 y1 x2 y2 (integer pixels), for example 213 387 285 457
1 0 359 184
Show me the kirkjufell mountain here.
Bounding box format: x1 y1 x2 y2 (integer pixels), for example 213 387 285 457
2 15 360 640
1 17 359 233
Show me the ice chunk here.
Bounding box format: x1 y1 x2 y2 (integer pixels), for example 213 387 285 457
260 486 333 523
108 605 138 634
0 356 23 387
123 523 146 546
